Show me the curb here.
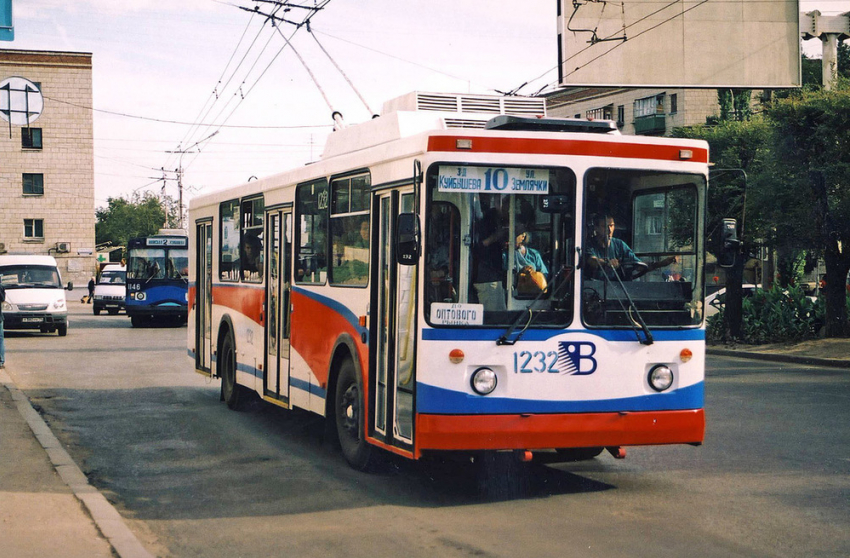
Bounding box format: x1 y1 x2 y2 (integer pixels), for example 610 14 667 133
707 348 850 369
0 369 156 558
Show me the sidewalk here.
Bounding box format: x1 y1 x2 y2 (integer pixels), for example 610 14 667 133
0 367 154 558
707 337 850 368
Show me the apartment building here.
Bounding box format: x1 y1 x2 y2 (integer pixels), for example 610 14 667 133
0 48 95 285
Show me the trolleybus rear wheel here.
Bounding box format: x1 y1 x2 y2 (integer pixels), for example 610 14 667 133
220 334 247 411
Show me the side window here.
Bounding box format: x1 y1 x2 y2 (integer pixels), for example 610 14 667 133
240 196 264 282
220 199 240 281
295 179 329 284
330 173 370 286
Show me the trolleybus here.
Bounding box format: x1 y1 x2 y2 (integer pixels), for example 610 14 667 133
188 92 708 471
126 231 189 327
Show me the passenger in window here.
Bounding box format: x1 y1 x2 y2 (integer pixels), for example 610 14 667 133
505 223 548 278
241 233 262 278
355 218 370 248
586 214 677 280
473 202 508 311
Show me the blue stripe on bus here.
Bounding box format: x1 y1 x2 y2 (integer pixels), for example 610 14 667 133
292 287 366 335
233 358 328 399
416 381 704 415
420 328 705 342
290 376 328 399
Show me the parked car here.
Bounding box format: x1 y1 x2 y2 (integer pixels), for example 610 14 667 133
705 284 758 318
0 255 73 336
93 264 126 315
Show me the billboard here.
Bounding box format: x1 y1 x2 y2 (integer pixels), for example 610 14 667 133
1 0 11 41
558 0 801 88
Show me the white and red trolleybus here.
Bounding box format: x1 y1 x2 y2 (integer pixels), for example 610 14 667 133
188 92 708 471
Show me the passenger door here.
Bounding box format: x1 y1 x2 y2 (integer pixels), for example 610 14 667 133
265 208 292 403
371 189 416 450
194 220 213 374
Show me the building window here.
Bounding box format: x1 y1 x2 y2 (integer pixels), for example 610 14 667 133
23 173 44 196
617 105 625 127
22 127 43 149
24 219 44 240
670 93 678 114
586 105 613 121
634 94 665 118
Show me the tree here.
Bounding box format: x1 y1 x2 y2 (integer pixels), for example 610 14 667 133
765 83 850 337
96 193 167 252
672 118 772 340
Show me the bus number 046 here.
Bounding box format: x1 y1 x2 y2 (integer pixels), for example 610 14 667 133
514 351 559 374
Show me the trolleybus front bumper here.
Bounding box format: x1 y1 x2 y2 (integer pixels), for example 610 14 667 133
415 409 704 457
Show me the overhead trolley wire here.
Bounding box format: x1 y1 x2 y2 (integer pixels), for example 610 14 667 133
308 26 375 116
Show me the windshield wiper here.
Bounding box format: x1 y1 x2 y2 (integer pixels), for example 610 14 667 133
497 266 574 346
599 264 654 345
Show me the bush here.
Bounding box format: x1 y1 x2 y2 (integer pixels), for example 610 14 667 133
707 284 835 344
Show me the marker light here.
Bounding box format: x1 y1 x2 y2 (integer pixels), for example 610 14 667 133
679 149 693 160
680 348 693 363
648 365 674 392
456 139 473 150
470 367 498 395
136 292 146 301
449 349 465 364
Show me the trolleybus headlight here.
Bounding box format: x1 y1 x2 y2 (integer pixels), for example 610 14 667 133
648 365 674 392
136 292 146 301
470 367 497 395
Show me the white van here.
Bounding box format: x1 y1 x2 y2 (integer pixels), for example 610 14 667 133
93 264 126 315
0 255 73 336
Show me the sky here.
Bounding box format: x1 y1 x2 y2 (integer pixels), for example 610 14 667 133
4 0 850 211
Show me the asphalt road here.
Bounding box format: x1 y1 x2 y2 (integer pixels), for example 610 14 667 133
5 299 849 558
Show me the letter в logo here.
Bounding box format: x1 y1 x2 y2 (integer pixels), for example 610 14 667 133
557 341 598 376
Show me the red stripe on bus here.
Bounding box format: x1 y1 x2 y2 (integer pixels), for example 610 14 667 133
290 290 368 388
213 284 265 325
415 409 704 456
427 136 709 163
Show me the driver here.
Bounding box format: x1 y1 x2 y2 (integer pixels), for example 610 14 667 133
586 214 678 280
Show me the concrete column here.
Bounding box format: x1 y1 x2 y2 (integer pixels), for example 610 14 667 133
822 33 839 91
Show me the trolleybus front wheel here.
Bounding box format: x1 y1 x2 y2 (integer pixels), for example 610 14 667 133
335 359 375 471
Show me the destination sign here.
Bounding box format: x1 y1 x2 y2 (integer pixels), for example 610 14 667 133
438 166 550 195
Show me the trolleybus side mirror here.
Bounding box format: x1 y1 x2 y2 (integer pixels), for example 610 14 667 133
397 213 421 265
66 282 74 290
718 218 740 269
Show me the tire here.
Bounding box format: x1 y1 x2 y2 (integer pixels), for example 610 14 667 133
334 359 376 471
57 324 68 337
220 333 247 411
93 306 101 316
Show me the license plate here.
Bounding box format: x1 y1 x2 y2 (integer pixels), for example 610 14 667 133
22 317 43 323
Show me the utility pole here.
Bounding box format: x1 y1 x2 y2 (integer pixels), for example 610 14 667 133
165 131 219 229
801 11 850 90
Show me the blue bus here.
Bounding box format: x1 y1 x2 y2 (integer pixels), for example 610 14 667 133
126 233 189 327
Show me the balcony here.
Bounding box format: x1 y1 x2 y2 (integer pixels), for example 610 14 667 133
633 114 666 135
